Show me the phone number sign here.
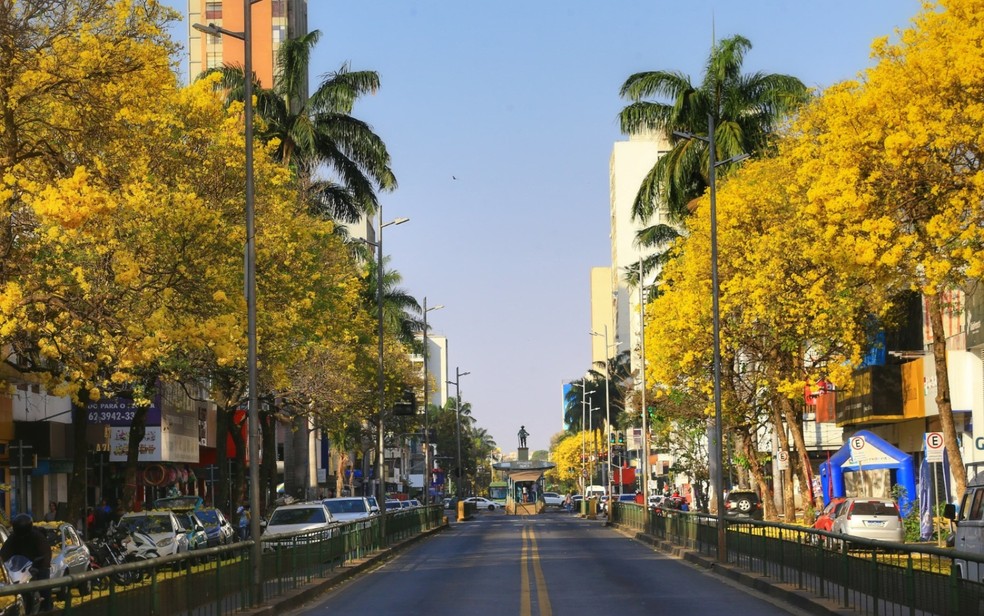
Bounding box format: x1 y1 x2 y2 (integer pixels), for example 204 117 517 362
85 398 161 427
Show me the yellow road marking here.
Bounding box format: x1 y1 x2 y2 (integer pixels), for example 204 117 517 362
528 526 552 616
520 526 531 616
519 525 551 616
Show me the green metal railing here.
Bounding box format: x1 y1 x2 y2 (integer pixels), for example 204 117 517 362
611 502 984 615
1 505 444 616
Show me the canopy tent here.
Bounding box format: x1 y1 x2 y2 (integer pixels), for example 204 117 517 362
818 429 916 514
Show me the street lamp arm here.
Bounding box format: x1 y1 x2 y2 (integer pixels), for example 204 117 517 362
192 22 245 40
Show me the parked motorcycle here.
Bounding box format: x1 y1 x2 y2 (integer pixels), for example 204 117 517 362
5 556 40 615
87 529 142 588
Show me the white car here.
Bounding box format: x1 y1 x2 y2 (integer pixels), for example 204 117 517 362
262 502 335 541
118 510 188 557
322 497 375 523
542 492 565 508
463 497 502 511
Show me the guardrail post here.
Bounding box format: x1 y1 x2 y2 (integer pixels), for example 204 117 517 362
906 553 915 616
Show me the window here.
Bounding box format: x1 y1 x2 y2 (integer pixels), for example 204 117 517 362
271 0 286 18
205 1 222 20
272 25 286 45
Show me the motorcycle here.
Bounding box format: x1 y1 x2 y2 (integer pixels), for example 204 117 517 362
87 529 143 588
5 556 40 615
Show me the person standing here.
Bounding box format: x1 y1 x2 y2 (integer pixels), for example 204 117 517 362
43 502 57 522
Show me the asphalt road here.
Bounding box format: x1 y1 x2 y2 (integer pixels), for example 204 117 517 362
289 510 806 616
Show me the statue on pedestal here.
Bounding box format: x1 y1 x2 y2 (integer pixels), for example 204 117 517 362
518 425 529 448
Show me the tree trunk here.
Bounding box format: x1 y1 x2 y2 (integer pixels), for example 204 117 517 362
121 405 149 511
286 412 309 500
741 431 778 520
214 405 230 517
68 392 90 534
768 401 796 519
927 291 968 500
779 393 820 519
228 410 247 511
261 410 278 513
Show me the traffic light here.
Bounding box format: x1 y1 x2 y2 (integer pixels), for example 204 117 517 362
617 431 625 444
393 388 417 416
609 432 616 444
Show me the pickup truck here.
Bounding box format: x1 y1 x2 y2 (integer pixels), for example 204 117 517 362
542 492 565 508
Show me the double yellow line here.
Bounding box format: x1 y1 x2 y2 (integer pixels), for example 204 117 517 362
520 524 552 616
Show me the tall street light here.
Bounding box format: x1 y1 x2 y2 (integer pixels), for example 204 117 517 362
639 257 649 501
193 4 262 602
674 116 748 563
366 210 409 541
448 368 470 497
580 381 595 495
421 298 444 504
590 327 621 494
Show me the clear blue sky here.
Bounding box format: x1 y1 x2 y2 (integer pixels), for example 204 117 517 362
164 1 922 452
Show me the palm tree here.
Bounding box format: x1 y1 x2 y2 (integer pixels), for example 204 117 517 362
361 255 422 348
618 34 809 282
200 30 396 222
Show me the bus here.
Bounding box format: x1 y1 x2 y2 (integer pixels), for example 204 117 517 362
488 481 508 506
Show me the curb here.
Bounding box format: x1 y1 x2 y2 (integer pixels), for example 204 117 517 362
611 523 853 616
239 522 450 616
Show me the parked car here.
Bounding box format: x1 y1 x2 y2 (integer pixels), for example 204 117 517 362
174 511 209 551
542 492 564 508
408 499 422 508
322 497 375 523
262 502 335 541
118 510 188 557
831 497 904 545
384 500 403 511
152 495 210 550
37 521 92 581
813 497 848 532
462 497 501 511
365 496 381 515
945 473 984 582
194 508 236 547
724 490 763 520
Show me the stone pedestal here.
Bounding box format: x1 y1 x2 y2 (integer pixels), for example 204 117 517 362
518 447 529 462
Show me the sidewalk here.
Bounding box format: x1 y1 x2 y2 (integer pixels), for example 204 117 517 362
608 522 855 616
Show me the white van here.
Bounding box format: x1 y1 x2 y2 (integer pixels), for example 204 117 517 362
944 474 984 582
584 485 606 498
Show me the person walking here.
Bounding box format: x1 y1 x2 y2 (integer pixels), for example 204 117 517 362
237 504 251 540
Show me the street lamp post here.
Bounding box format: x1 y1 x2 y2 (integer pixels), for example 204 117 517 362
674 115 748 563
639 258 649 501
422 299 444 504
448 368 470 497
193 4 262 602
590 327 619 495
367 210 409 542
580 382 595 495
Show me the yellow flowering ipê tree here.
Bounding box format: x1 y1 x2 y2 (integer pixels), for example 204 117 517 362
788 0 984 500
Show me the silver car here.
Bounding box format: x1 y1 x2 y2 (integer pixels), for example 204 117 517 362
830 497 904 544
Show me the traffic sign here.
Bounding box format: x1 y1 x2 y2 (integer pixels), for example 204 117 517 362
776 450 789 471
925 432 945 463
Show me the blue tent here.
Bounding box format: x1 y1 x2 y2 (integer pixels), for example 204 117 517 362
818 429 916 514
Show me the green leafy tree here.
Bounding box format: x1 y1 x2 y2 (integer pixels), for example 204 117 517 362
201 30 396 222
618 34 809 282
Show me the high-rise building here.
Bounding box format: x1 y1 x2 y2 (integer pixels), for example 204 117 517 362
188 0 308 89
606 131 671 378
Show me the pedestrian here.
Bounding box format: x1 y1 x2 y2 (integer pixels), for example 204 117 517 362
238 504 250 540
43 501 57 522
